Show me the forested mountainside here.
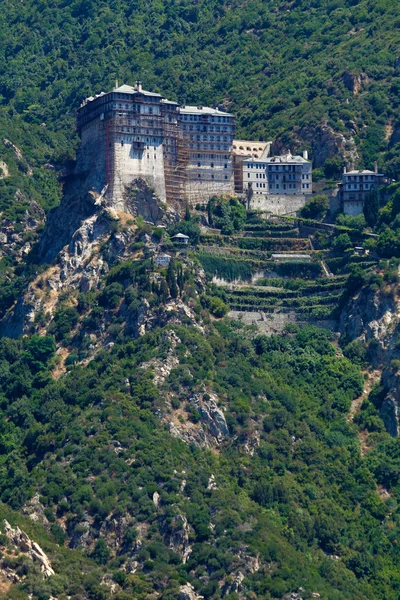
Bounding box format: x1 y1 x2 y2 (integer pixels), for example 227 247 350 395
0 191 397 600
1 0 400 599
1 0 400 177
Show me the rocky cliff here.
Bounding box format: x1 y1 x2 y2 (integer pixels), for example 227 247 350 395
339 280 400 435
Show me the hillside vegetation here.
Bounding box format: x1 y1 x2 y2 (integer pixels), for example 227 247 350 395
1 0 400 194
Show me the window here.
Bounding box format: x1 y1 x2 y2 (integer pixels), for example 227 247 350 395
198 174 201 178
248 173 250 178
198 162 201 167
211 163 214 168
225 175 228 179
224 164 227 169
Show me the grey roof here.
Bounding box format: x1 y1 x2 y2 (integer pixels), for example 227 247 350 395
161 99 179 106
114 84 162 97
171 233 190 239
267 152 309 164
345 170 382 175
179 105 232 117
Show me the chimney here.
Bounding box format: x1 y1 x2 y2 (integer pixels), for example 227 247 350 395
343 165 347 174
374 160 378 174
303 150 308 160
136 81 143 92
115 79 119 89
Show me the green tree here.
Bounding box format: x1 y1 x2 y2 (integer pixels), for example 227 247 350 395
166 260 179 299
363 188 380 227
300 195 329 219
91 538 110 565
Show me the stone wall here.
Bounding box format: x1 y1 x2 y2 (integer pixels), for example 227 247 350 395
76 118 107 195
249 193 310 215
343 200 364 216
112 138 167 209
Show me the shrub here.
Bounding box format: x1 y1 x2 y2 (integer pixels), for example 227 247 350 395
48 306 79 341
300 195 329 219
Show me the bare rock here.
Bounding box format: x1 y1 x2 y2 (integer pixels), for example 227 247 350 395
168 514 192 563
2 520 55 578
342 70 369 95
21 494 49 528
124 178 178 225
179 582 204 600
190 393 229 442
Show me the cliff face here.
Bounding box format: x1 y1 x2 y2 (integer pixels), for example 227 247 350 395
339 283 400 435
273 121 359 168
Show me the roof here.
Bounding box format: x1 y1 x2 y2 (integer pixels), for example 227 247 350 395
171 233 190 239
179 105 232 117
232 140 271 158
271 254 311 259
114 84 162 97
345 170 383 176
160 99 179 106
267 152 309 164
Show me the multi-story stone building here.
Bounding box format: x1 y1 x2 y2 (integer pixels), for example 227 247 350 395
242 150 312 196
179 105 235 204
232 141 272 194
75 82 235 210
339 164 384 216
265 151 312 194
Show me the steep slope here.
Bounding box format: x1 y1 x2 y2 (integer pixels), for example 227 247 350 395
0 200 398 599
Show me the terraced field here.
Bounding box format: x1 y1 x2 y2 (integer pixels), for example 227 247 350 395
196 213 371 333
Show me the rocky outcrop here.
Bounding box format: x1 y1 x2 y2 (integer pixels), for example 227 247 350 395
167 513 192 563
341 70 369 95
21 494 50 528
189 392 229 442
2 520 55 578
273 121 359 169
125 178 178 225
339 284 400 435
179 582 204 600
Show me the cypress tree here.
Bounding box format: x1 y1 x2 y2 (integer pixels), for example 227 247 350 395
363 188 380 227
166 260 179 298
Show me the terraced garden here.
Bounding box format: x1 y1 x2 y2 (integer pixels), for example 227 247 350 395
196 211 375 333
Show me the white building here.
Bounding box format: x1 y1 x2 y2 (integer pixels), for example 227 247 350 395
243 150 312 196
232 141 272 194
76 82 236 211
243 158 268 195
265 151 312 195
339 164 384 216
178 105 235 204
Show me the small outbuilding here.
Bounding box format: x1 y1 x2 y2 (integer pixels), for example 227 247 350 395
271 253 311 262
154 253 172 266
171 233 190 244
354 246 369 257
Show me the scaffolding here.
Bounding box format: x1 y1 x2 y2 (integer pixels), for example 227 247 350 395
100 104 233 209
163 119 190 206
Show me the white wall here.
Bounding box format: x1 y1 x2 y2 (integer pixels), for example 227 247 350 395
112 137 167 210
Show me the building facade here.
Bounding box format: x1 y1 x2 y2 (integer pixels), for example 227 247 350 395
178 106 235 204
242 151 312 196
339 164 384 216
76 82 235 210
265 151 312 195
232 141 272 194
